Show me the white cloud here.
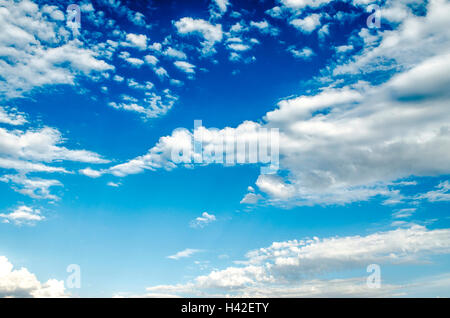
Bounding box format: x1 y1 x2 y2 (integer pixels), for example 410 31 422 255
0 0 114 98
108 89 178 119
144 55 159 66
0 174 62 201
0 106 27 126
209 0 230 19
227 43 251 52
229 22 246 34
281 0 331 10
318 24 329 40
167 248 201 260
250 20 280 36
0 256 66 297
104 48 450 206
0 126 108 166
149 42 162 52
333 0 450 76
416 181 450 202
265 6 284 19
79 167 103 178
122 33 148 50
113 75 125 82
240 192 263 204
255 175 295 200
118 51 145 68
142 226 450 297
335 44 354 53
77 0 450 208
290 14 322 33
190 212 216 228
154 66 169 79
174 61 196 74
174 17 223 55
0 205 44 226
105 120 267 177
257 50 450 205
288 46 315 59
392 208 417 219
212 0 230 14
163 47 187 60
170 79 184 87
0 117 107 200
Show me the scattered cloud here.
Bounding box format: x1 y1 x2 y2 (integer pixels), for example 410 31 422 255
0 205 44 226
142 225 450 297
174 17 223 55
190 212 216 228
416 181 450 202
168 248 201 260
173 61 196 74
121 33 148 50
290 14 322 33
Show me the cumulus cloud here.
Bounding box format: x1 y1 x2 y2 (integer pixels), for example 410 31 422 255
140 226 450 297
255 51 450 205
190 212 216 228
0 106 27 126
0 126 108 167
209 0 230 19
121 33 148 50
265 6 284 19
174 17 223 55
105 120 275 177
144 55 159 66
79 167 103 178
240 193 263 205
250 20 280 36
212 0 230 14
0 205 44 225
332 0 450 76
163 47 187 60
280 0 331 11
290 14 322 33
173 61 196 74
0 0 114 99
118 51 145 68
0 256 66 297
61 0 450 208
288 46 315 59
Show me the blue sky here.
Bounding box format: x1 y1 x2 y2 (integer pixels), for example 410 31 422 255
1 0 450 297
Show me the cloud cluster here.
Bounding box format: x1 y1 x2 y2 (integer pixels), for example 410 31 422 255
0 256 67 297
0 0 114 99
0 205 44 225
141 225 450 297
174 17 223 56
0 106 108 203
190 212 216 228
